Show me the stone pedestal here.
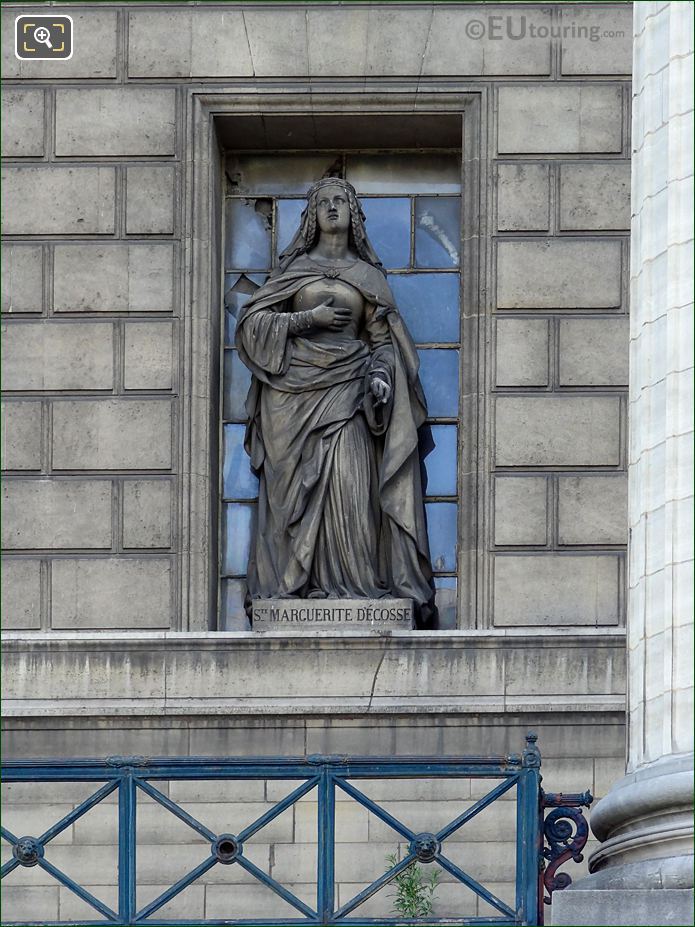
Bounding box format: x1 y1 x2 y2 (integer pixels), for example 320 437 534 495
251 598 414 632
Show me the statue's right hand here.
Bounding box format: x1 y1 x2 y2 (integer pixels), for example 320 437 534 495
311 298 352 331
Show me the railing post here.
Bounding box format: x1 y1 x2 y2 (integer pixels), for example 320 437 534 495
118 768 137 924
317 765 335 923
517 733 541 926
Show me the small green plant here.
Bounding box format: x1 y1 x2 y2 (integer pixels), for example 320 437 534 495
385 850 440 918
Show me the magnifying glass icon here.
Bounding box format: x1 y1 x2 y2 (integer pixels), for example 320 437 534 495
33 26 53 49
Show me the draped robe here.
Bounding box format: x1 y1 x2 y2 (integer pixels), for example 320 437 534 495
235 254 436 621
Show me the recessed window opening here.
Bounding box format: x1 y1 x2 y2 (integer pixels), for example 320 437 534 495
219 142 463 631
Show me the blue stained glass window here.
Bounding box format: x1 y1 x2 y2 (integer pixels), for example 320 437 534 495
434 576 457 629
223 350 252 422
426 502 458 572
222 503 255 576
361 198 411 269
223 424 258 500
224 273 265 344
225 198 272 270
415 197 461 268
276 199 306 256
388 273 460 343
422 425 457 496
417 349 459 418
220 578 250 631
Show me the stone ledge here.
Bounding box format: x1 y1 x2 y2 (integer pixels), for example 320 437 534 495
1 630 626 718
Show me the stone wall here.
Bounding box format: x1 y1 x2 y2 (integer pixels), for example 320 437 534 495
1 1 633 632
1 2 634 922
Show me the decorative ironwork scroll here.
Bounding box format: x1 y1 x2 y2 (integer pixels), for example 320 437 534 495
538 787 594 924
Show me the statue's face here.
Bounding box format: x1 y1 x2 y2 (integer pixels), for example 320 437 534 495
315 184 351 234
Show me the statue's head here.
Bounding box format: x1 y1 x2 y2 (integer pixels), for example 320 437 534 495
276 176 385 274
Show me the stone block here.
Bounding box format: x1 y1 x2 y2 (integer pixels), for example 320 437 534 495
52 400 172 470
560 162 631 230
494 477 548 546
168 779 265 803
4 725 188 761
1 89 44 157
1 244 43 313
0 559 41 629
495 396 621 466
560 5 634 76
55 89 176 156
2 9 117 80
72 799 292 845
2 479 112 549
51 558 172 629
497 239 622 309
206 883 315 919
558 476 628 545
243 9 309 76
497 163 550 231
593 756 626 799
53 243 174 313
498 85 623 154
306 8 369 76
365 7 433 76
496 318 549 386
124 322 174 390
2 167 115 235
126 165 175 235
189 724 306 758
559 317 629 385
128 9 252 78
538 757 594 795
123 480 172 549
422 7 552 76
551 889 694 926
1 401 41 470
494 554 620 625
2 804 74 844
2 322 114 391
59 884 205 921
367 798 512 842
0 887 58 923
295 797 369 843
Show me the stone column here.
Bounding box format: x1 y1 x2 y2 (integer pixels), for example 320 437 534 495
552 4 694 925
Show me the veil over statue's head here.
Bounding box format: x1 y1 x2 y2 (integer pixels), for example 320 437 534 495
276 177 386 275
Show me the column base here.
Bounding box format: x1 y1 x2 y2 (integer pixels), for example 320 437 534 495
550 753 694 926
550 889 694 927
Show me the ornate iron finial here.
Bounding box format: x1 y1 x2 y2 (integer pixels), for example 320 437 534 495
13 836 44 867
409 832 440 863
522 732 541 768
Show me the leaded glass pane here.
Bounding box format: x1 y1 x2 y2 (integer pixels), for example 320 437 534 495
222 424 258 500
225 198 272 270
222 503 255 576
426 502 458 572
418 349 459 417
347 153 460 194
415 197 461 268
223 350 252 422
422 425 458 497
224 273 264 343
220 578 250 631
361 198 411 269
434 576 457 629
388 273 460 343
276 199 305 256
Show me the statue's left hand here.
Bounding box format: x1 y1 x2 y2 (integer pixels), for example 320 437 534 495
370 376 391 405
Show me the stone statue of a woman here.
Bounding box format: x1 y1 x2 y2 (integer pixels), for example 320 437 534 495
235 177 436 624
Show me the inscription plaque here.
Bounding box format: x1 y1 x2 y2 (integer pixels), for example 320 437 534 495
252 599 414 632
